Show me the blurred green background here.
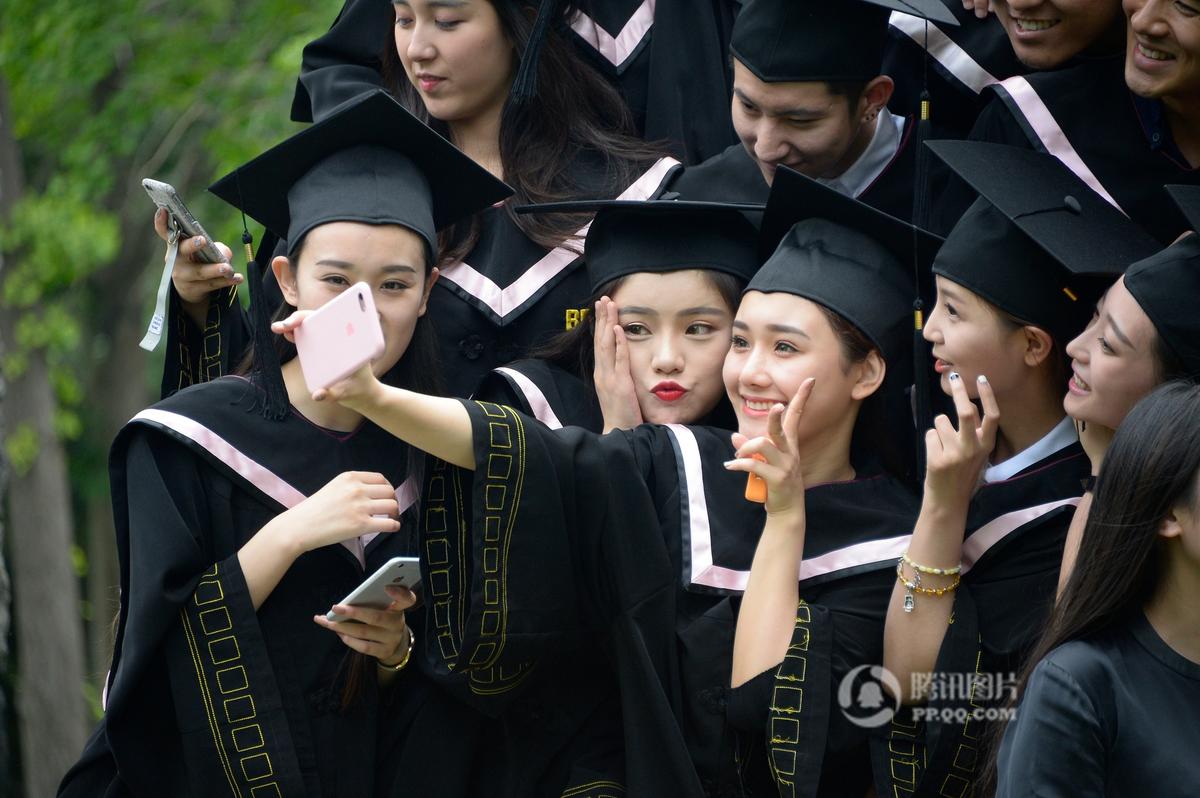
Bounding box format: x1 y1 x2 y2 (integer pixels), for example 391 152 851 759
0 2 343 793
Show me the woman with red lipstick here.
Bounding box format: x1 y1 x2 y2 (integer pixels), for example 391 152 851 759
475 200 760 434
955 0 1200 244
160 0 677 401
269 173 931 794
877 141 1163 796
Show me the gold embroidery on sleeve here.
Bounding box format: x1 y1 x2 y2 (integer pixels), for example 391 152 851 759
179 563 281 796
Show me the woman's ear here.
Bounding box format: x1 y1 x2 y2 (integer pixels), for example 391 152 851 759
850 350 887 401
272 255 299 307
1022 325 1056 368
417 267 440 318
1159 506 1184 540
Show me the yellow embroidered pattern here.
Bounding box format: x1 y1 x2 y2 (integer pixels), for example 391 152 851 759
179 563 281 796
767 600 812 798
561 779 625 797
466 402 532 695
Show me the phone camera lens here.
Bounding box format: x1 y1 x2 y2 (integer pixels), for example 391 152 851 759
358 292 366 312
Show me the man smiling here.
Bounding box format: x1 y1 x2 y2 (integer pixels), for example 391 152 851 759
666 0 957 223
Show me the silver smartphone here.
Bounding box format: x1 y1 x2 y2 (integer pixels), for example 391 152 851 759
326 556 422 622
142 178 225 263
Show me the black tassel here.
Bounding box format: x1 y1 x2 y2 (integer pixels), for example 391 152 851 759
910 25 936 474
246 234 289 420
510 0 559 104
235 166 289 420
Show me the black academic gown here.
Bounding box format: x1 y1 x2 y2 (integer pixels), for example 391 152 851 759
961 56 1200 244
664 122 920 223
883 1 1027 139
421 399 919 796
996 612 1200 797
290 0 740 164
57 377 421 798
871 441 1089 797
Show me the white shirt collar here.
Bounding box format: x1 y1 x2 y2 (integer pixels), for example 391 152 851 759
983 415 1078 484
816 108 906 199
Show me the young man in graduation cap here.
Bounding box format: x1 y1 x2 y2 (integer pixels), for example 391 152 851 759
878 139 1161 797
664 0 958 223
59 90 514 797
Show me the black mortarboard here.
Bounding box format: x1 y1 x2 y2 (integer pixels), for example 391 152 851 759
750 166 943 364
1166 185 1200 233
517 200 763 293
210 90 511 418
1125 235 1200 378
927 140 1160 343
730 0 957 83
211 91 511 257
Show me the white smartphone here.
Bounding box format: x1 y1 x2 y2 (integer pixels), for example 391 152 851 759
293 281 387 393
142 178 225 263
326 556 422 622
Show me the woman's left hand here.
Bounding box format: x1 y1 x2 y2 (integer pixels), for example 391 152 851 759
724 377 816 517
313 585 418 665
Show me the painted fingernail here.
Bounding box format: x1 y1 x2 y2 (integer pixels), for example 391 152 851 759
978 375 988 384
949 372 960 382
723 460 736 468
194 236 205 247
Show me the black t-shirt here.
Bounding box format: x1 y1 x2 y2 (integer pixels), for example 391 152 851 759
997 612 1200 797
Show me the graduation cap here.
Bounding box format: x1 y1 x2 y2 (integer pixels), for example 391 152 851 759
729 0 958 83
1124 235 1200 378
1166 184 1200 233
750 166 943 365
209 90 512 418
927 140 1160 343
516 200 764 293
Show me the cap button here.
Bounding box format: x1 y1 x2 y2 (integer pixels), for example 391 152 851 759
1063 196 1082 215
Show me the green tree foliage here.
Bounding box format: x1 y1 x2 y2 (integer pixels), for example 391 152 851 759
0 2 343 791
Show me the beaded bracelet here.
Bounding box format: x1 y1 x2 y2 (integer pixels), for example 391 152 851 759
901 551 962 576
896 560 961 613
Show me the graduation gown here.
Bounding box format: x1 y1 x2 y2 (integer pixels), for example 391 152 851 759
664 115 920 223
473 358 605 432
871 436 1089 797
996 612 1200 797
421 398 919 795
290 0 740 164
883 2 1027 139
57 377 421 798
963 56 1200 244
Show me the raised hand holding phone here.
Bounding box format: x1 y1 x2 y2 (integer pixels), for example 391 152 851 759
291 282 386 394
144 179 243 339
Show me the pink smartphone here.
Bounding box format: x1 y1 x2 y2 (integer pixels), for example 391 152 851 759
293 282 386 393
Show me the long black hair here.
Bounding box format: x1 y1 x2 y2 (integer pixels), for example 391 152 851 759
981 380 1200 792
380 0 667 263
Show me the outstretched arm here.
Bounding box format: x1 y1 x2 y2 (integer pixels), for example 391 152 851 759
273 313 476 469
